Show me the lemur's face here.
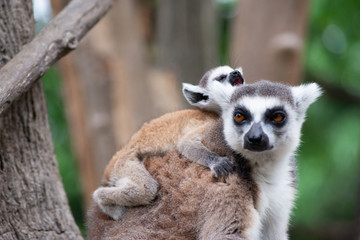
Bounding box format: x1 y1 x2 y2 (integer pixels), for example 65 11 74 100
223 95 297 156
221 81 322 160
182 65 244 113
203 66 244 89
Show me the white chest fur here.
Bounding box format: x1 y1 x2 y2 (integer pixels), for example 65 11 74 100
251 157 296 240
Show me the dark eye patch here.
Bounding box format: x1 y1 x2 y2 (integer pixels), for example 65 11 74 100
215 74 227 82
265 106 287 127
233 106 252 125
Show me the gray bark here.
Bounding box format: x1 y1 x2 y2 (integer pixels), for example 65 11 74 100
0 83 83 239
0 0 98 239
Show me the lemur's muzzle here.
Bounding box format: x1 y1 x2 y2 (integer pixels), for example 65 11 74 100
244 123 272 152
229 70 244 86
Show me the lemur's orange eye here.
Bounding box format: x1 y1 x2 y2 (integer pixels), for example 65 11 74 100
272 113 284 122
234 113 245 123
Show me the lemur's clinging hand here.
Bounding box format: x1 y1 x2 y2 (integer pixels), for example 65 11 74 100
93 66 244 220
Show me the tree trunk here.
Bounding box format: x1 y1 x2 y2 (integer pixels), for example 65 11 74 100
0 0 82 239
106 0 154 146
229 0 309 85
155 0 219 85
57 52 105 209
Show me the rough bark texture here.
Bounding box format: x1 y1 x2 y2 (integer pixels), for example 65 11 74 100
0 0 82 239
230 0 309 85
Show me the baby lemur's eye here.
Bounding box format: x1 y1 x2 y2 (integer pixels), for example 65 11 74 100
216 74 227 82
234 113 245 123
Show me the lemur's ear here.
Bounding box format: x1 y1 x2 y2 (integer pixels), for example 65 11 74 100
291 83 322 114
182 83 210 107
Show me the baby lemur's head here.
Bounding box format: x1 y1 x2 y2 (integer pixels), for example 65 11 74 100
182 65 244 113
213 80 322 163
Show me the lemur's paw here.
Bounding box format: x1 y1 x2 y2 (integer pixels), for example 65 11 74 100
93 188 107 206
93 188 126 220
99 204 127 221
209 156 234 178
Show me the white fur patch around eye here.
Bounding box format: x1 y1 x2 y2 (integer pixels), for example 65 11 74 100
222 108 245 151
209 66 233 80
237 96 285 122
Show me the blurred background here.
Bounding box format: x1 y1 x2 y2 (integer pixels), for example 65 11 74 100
34 0 360 239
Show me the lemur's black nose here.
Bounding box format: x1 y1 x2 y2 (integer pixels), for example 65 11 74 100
247 134 263 145
230 70 240 77
229 70 244 86
244 123 271 152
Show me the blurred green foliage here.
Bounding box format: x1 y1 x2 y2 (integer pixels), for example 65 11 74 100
291 0 360 238
40 0 360 238
42 68 85 233
306 0 360 92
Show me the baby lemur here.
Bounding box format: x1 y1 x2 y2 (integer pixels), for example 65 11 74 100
93 66 244 220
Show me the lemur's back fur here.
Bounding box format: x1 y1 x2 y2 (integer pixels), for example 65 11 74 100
87 121 259 240
103 109 218 183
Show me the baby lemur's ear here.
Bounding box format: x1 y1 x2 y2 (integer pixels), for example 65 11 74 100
291 83 323 115
182 83 211 108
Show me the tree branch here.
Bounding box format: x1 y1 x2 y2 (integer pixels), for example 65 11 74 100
0 0 116 115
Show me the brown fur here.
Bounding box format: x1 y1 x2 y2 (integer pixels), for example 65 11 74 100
93 109 223 219
87 121 259 240
103 109 218 183
87 154 257 240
